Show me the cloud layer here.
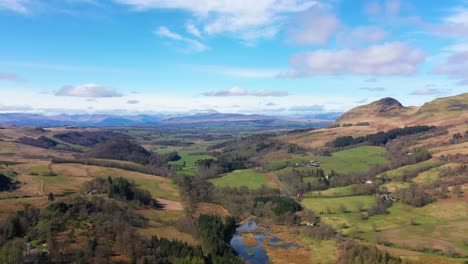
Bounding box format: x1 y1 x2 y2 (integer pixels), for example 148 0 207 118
155 26 208 52
0 0 29 14
282 42 425 77
55 84 122 98
0 72 23 81
410 88 446 95
202 86 288 97
116 0 317 41
288 5 340 45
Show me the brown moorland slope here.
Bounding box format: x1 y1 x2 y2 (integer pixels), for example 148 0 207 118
281 93 468 149
336 93 468 129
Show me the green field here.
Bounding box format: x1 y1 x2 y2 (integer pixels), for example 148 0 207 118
0 141 16 156
413 163 457 183
313 197 468 256
267 146 390 175
93 168 181 201
27 165 54 176
306 185 356 197
376 159 441 180
168 153 213 176
302 195 376 214
209 169 272 189
380 181 410 192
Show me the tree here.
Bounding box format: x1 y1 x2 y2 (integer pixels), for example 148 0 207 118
48 192 55 201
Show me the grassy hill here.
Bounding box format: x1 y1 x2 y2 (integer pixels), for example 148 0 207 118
335 93 468 128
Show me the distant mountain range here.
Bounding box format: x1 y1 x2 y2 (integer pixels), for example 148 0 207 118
0 112 339 127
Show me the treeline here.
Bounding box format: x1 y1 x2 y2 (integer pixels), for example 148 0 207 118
0 173 17 192
278 168 336 194
379 161 441 183
83 138 180 167
197 134 306 179
0 194 242 263
82 177 155 207
197 215 242 263
182 178 302 224
331 125 435 148
17 136 58 149
254 197 302 215
52 158 174 178
177 175 301 224
397 185 434 207
54 131 130 147
338 241 404 264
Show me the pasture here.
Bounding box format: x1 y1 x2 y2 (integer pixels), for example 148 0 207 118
209 169 274 189
376 159 441 181
168 153 213 176
301 195 376 214
267 146 390 175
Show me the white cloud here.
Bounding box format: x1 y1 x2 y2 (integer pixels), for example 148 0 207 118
433 50 468 85
410 88 446 95
360 87 385 91
55 83 123 98
288 5 340 45
155 26 208 52
0 0 29 14
350 26 388 43
0 72 23 81
363 0 401 16
186 22 202 38
444 6 468 25
363 2 381 15
127 100 140 104
250 90 288 97
431 7 468 38
190 64 280 78
115 0 318 41
385 0 400 15
281 42 425 77
289 105 324 112
203 86 288 97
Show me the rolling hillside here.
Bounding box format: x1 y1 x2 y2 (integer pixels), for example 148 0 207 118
336 93 468 129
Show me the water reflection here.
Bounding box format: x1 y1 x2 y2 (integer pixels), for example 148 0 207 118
230 221 301 264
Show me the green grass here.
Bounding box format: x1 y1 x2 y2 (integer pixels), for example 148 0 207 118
302 195 376 214
209 169 271 189
380 181 411 192
27 165 54 176
49 136 90 152
168 153 213 176
355 201 468 255
300 238 337 264
267 146 389 175
376 159 441 180
306 185 356 197
0 141 16 156
413 163 455 184
93 168 181 201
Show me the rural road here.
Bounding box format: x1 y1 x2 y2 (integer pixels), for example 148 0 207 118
271 172 313 214
271 172 292 196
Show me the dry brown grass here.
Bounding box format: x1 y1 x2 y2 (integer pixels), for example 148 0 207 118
193 202 230 218
157 198 183 210
136 226 198 245
0 196 50 220
242 233 258 247
280 126 376 148
258 225 315 264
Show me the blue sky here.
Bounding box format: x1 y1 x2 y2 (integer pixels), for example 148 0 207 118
0 0 467 115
